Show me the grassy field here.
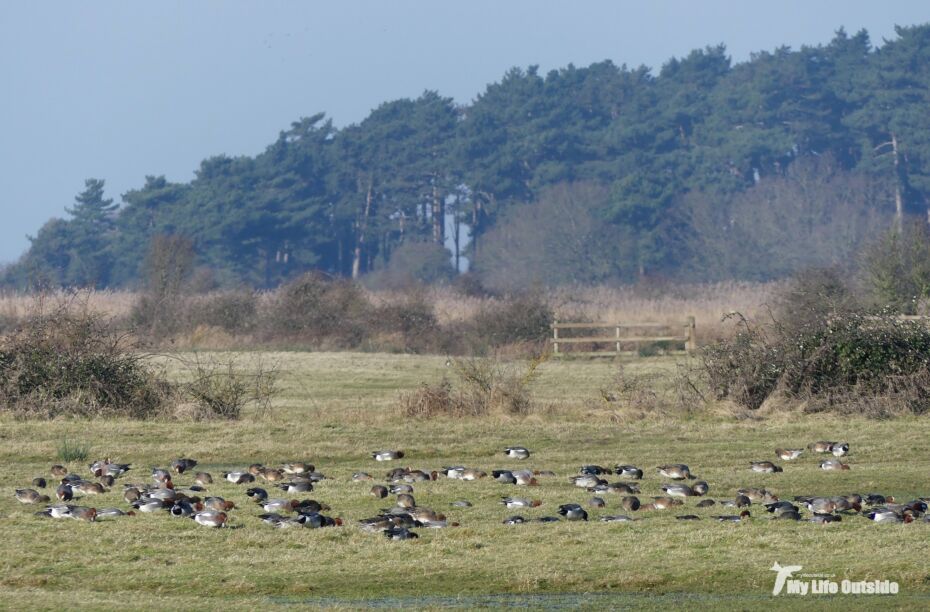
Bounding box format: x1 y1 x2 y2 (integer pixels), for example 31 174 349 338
2 353 930 610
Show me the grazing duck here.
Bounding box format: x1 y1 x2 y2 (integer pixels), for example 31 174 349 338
15 489 50 504
696 499 716 508
282 462 314 475
677 515 701 520
295 500 328 514
248 464 265 476
657 464 694 480
589 482 639 495
615 465 644 479
203 497 236 512
44 504 76 519
865 509 909 523
259 468 285 482
194 472 213 485
396 494 416 509
504 447 530 460
352 472 373 482
402 470 436 483
54 482 72 501
132 499 168 513
600 515 635 522
512 471 539 486
501 497 541 509
775 448 803 461
170 458 197 474
68 506 98 522
193 510 228 528
621 496 641 512
534 516 560 523
652 497 684 510
721 495 752 509
557 503 588 521
97 507 133 519
223 471 255 484
460 469 487 481
451 500 472 508
372 450 404 462
277 481 313 494
764 501 799 517
370 485 388 499
299 513 343 528
775 510 802 521
580 465 611 476
690 481 709 496
830 443 849 457
50 465 68 478
810 514 842 524
808 441 836 453
71 482 106 496
389 484 414 494
32 477 47 488
384 527 418 540
571 474 605 488
750 461 783 474
122 487 141 504
492 470 517 484
736 488 776 503
503 516 526 525
819 459 850 471
151 468 171 483
98 475 115 487
712 510 751 522
589 497 606 508
246 487 269 502
170 501 198 518
661 483 695 497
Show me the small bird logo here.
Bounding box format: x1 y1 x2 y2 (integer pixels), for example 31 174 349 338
770 562 803 595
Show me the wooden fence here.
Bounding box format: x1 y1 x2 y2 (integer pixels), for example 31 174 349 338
551 317 696 357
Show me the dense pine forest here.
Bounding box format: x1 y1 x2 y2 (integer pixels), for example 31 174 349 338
7 25 930 290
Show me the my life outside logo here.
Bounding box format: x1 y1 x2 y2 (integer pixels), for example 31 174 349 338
770 562 899 596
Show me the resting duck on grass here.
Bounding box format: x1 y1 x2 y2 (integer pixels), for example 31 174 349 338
621 496 640 511
194 472 213 485
819 459 850 471
384 527 418 540
661 483 696 497
282 462 314 475
808 441 836 453
504 447 530 460
501 497 541 509
600 515 635 522
615 465 644 479
750 461 783 474
170 458 197 474
657 464 695 480
588 482 639 495
775 448 803 461
712 510 750 522
372 450 404 462
223 471 255 484
557 504 588 521
277 481 313 494
15 489 49 504
193 510 227 528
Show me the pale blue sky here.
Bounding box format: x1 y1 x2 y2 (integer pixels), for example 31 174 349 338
1 1 928 262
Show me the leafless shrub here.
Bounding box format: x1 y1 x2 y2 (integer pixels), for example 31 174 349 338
174 354 279 420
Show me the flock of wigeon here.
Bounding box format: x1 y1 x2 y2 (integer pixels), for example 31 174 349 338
13 440 928 538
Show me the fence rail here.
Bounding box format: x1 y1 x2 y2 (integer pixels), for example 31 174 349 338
551 317 696 357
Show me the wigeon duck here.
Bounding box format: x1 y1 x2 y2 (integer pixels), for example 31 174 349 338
504 447 530 460
352 472 373 482
503 516 526 525
750 461 783 474
122 487 141 503
441 467 467 479
830 497 862 513
71 482 107 496
170 458 198 474
501 497 542 509
203 497 236 512
830 443 849 457
589 497 606 508
248 464 265 476
571 474 605 488
98 475 115 487
146 488 177 502
298 513 343 528
512 471 539 486
808 441 836 453
492 470 517 484
193 510 228 528
282 462 314 475
534 516 560 523
589 482 639 495
261 499 302 513
652 497 684 510
50 465 68 477
55 482 74 501
384 527 418 540
722 495 751 508
372 450 404 461
277 481 313 494
91 460 131 478
696 499 716 508
151 468 171 483
764 501 799 517
370 485 388 499
819 459 850 471
259 468 285 482
736 488 776 503
615 465 643 479
96 507 134 519
600 515 635 522
460 469 487 481
692 481 710 496
865 494 893 506
775 510 802 520
775 448 803 461
403 470 436 483
580 465 611 476
132 499 168 513
803 497 836 514
296 500 329 514
32 477 47 488
194 472 213 485
15 489 50 504
712 510 751 522
657 464 694 480
246 487 269 502
810 513 842 524
45 504 76 519
661 483 695 497
223 471 255 484
389 484 414 494
396 493 416 509
864 509 907 523
557 503 588 521
68 506 98 522
450 500 472 507
621 496 640 511
676 515 701 520
170 501 199 518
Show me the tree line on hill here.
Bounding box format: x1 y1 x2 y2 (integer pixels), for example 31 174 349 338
6 24 930 291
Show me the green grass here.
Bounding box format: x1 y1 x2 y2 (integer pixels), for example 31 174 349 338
55 438 91 463
2 352 930 609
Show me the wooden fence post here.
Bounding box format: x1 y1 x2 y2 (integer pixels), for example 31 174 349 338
685 316 696 352
615 324 621 355
553 320 559 355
